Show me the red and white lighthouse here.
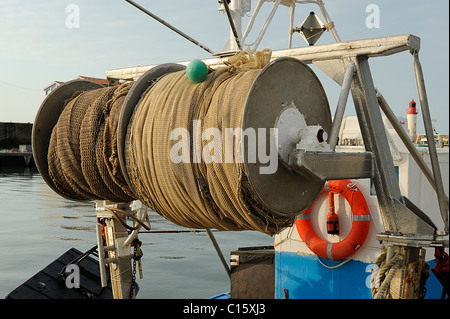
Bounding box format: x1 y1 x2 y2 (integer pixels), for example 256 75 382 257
407 99 418 141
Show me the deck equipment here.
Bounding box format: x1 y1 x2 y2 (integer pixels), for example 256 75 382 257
32 0 448 299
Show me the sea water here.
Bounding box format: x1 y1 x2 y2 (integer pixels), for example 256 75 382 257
0 166 273 299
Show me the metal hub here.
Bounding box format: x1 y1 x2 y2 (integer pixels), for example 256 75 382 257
242 57 332 217
274 102 307 166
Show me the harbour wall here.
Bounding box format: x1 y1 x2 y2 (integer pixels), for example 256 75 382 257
0 122 33 149
0 122 34 167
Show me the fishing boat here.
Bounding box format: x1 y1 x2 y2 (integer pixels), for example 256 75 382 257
25 0 447 301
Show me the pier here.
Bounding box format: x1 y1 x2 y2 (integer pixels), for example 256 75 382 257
0 122 34 167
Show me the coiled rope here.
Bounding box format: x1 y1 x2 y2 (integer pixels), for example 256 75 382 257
371 246 430 299
371 247 404 299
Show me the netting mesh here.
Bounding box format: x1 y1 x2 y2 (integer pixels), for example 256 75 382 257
125 49 293 235
47 50 294 235
48 82 135 202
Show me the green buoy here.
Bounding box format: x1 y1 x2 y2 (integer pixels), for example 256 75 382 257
186 59 208 83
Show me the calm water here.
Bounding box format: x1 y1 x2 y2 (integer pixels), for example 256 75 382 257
0 166 273 299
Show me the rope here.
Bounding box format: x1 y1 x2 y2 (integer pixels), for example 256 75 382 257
374 254 403 299
371 246 431 299
104 206 151 231
325 21 335 31
371 246 404 299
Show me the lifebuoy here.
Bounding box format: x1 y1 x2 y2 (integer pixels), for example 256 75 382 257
296 180 371 260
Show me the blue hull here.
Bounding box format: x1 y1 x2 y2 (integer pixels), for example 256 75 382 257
275 251 444 299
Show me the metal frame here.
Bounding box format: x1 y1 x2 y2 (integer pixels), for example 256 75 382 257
100 0 448 299
106 34 420 80
234 0 447 240
412 51 449 234
95 200 149 299
235 0 340 50
106 32 448 242
350 55 403 234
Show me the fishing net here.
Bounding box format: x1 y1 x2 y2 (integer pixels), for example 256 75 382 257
47 49 294 235
48 82 136 202
125 49 294 235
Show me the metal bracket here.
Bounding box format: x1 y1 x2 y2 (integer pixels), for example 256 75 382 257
375 196 448 248
394 196 437 238
276 103 374 182
96 224 117 288
292 150 374 181
94 200 148 298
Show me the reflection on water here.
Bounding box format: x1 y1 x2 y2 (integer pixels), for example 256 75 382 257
0 166 273 298
0 167 97 245
59 225 94 231
43 236 84 241
40 215 81 220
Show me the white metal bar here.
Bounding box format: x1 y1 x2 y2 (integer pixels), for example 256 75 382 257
253 0 282 50
288 5 295 48
223 0 242 50
376 89 450 210
95 201 136 299
328 61 355 149
350 56 402 233
106 34 419 81
317 0 341 42
241 0 265 45
96 224 109 288
413 51 449 234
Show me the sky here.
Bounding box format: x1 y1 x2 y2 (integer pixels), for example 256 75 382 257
0 0 448 134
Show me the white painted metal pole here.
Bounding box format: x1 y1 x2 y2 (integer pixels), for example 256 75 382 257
96 224 109 288
96 201 136 299
253 0 282 50
329 61 355 149
317 0 341 42
413 51 449 234
376 89 450 210
241 0 264 45
288 5 296 49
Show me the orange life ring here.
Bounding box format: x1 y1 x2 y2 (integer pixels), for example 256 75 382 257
296 180 371 260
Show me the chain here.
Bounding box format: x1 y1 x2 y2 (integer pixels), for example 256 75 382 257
129 238 143 299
